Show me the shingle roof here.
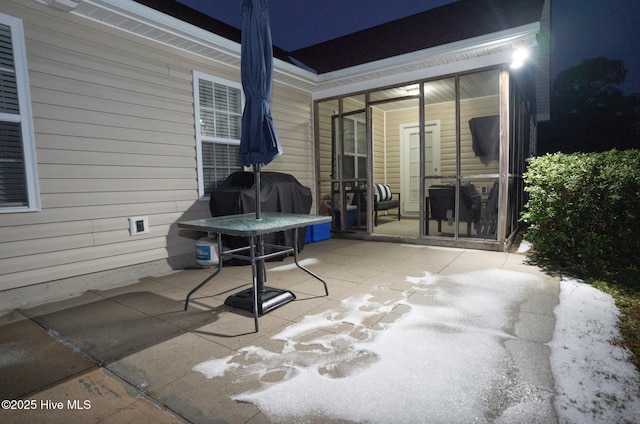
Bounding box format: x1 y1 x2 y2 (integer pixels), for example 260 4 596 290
288 0 546 74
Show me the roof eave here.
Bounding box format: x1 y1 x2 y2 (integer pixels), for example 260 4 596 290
312 22 541 99
57 0 542 98
66 0 318 90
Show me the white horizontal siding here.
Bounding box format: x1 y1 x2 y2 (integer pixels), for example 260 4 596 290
372 108 386 185
269 83 314 189
0 0 314 295
2 247 177 291
40 178 195 193
382 107 418 192
36 164 196 180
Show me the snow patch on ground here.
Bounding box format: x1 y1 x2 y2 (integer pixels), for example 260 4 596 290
549 276 640 423
194 269 547 422
192 269 640 423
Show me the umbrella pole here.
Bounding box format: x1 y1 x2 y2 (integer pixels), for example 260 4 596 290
254 164 262 220
254 164 265 299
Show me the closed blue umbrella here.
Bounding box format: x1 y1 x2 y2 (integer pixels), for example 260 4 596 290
239 0 282 172
231 0 295 320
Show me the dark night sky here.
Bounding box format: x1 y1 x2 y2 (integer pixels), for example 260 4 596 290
176 0 640 94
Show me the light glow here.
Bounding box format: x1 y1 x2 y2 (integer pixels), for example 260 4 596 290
510 47 530 69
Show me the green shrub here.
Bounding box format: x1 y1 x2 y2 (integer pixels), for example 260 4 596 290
522 149 640 281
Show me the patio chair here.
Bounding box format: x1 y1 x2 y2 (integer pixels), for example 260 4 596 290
427 184 481 235
374 183 401 226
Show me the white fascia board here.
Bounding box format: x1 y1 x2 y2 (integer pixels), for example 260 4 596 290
312 51 515 101
272 57 319 89
70 0 318 89
67 1 539 96
312 22 540 99
317 23 540 83
74 0 241 57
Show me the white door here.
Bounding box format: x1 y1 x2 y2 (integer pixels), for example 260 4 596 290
402 122 440 214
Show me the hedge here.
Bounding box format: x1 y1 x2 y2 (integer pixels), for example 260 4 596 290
522 149 640 280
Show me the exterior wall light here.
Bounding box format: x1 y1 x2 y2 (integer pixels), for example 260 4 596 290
510 47 530 69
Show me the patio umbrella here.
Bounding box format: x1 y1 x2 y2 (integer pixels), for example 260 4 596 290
239 0 282 221
225 0 294 317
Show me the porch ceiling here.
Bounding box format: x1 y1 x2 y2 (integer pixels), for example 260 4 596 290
356 71 499 112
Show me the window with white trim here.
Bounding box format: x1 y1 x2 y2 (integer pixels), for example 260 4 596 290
193 71 244 197
0 13 39 213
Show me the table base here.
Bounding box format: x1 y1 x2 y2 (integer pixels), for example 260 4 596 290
224 286 296 315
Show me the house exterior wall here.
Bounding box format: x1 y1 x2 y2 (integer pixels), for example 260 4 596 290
378 107 414 194
0 0 313 311
371 107 386 186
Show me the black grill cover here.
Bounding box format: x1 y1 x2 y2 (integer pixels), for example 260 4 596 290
209 172 312 250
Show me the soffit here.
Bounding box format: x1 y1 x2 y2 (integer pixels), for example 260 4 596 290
65 0 540 97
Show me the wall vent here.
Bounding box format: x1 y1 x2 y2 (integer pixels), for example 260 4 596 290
128 216 149 236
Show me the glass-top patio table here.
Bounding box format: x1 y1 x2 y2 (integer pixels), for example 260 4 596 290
177 213 331 332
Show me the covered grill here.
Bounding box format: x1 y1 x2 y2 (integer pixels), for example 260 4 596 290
209 171 313 251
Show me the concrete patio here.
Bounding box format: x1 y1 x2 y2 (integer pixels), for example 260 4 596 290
0 238 560 423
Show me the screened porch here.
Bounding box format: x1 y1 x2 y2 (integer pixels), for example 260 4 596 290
314 66 535 250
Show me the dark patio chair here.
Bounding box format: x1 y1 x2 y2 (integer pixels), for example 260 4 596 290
427 184 481 235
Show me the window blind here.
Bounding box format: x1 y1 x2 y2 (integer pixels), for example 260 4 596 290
0 22 27 207
194 72 243 196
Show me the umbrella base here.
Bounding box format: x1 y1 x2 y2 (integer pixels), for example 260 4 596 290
224 286 296 315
